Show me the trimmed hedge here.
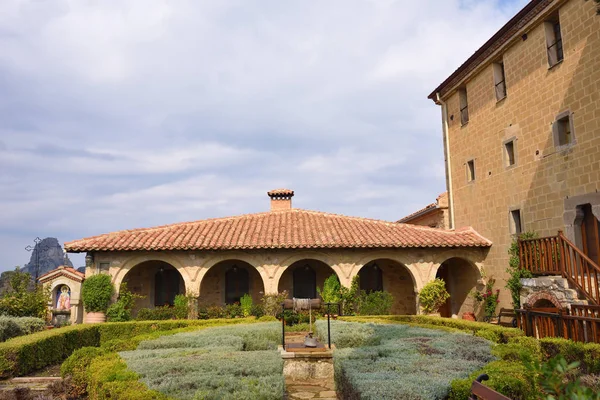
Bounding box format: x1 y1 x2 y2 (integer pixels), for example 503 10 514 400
0 316 45 342
0 318 256 378
340 315 524 344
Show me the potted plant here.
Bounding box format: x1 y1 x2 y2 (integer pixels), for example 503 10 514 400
419 278 450 316
81 274 114 323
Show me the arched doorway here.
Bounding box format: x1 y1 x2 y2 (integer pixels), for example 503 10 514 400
435 257 481 318
123 260 185 314
278 259 337 299
358 259 417 314
199 260 264 306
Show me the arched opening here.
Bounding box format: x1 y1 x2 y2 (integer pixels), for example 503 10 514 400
278 259 337 299
199 260 264 306
358 259 416 314
532 299 557 309
435 257 481 318
123 260 185 314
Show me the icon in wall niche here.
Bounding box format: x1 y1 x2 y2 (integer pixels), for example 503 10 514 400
56 285 71 310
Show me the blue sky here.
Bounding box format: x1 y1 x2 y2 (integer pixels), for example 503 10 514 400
0 0 528 271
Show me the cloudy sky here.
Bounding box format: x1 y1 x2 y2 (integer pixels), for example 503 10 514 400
0 0 527 271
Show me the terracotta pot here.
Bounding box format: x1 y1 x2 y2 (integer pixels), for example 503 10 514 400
85 312 106 323
462 312 476 321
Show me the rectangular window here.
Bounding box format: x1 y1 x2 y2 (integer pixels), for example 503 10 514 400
459 88 469 125
552 111 575 147
504 139 516 167
545 14 564 67
493 61 507 100
466 159 475 182
99 262 110 274
510 209 523 235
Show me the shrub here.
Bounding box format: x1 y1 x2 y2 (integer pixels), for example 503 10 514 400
250 303 265 318
538 337 600 374
60 346 107 396
0 268 49 319
81 274 114 313
318 274 342 304
225 303 243 318
135 306 177 321
206 305 227 319
261 291 288 317
239 294 253 317
106 282 143 322
358 290 394 315
173 294 189 319
419 278 450 314
321 320 493 400
340 275 361 316
0 316 45 342
472 277 500 320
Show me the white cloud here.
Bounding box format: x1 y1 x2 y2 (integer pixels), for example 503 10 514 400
0 0 528 270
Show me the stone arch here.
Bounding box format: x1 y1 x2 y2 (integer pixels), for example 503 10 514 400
277 259 340 299
356 259 417 315
273 252 345 289
198 259 265 306
121 260 186 314
350 251 424 291
524 291 564 309
434 257 483 318
114 254 192 295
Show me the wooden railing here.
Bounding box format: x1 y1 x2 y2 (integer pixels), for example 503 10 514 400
516 308 600 343
519 232 600 305
570 304 600 318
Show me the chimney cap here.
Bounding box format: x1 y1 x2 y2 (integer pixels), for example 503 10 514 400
267 188 294 198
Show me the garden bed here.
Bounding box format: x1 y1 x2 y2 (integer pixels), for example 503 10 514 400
315 320 494 399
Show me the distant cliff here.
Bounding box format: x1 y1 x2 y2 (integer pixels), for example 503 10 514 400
23 237 73 279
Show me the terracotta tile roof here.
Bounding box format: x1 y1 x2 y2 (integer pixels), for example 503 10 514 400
39 266 85 283
65 209 491 253
396 203 437 223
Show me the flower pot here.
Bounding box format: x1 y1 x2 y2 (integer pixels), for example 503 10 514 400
462 312 476 321
85 312 106 323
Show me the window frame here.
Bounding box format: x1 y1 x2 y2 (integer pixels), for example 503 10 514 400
552 110 576 149
509 209 523 236
493 60 507 101
545 14 564 68
459 88 469 126
503 137 517 169
466 159 476 183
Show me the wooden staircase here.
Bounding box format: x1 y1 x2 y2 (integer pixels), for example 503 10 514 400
519 231 600 305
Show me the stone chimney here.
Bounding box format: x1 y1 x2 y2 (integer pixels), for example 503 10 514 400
267 189 294 211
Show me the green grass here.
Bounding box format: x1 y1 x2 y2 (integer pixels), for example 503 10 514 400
120 322 284 400
315 320 494 400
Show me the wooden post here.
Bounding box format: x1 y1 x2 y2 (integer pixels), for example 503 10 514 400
281 303 286 349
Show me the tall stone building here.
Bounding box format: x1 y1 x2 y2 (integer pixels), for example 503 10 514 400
429 0 600 306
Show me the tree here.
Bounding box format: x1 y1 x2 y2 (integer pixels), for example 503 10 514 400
0 267 49 319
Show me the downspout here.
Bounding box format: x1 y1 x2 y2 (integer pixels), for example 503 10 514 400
436 92 455 230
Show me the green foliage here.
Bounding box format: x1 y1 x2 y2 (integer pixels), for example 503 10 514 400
357 290 394 315
106 282 144 322
538 337 600 374
121 323 284 399
173 294 190 319
419 278 450 314
225 303 243 318
81 274 114 313
472 276 500 319
506 232 535 308
339 275 361 315
136 306 178 321
261 291 288 317
525 354 600 400
319 320 493 399
239 293 253 317
0 268 49 319
60 346 107 397
0 316 45 342
317 274 342 304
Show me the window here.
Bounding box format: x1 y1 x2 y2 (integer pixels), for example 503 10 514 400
225 266 249 304
466 159 475 182
98 262 110 274
545 14 564 67
493 61 507 100
459 88 469 125
510 209 522 235
504 139 516 167
359 263 383 293
552 111 575 147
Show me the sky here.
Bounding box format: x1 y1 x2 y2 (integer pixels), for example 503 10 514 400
0 0 528 271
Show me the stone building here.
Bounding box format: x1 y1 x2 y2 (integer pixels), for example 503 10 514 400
428 0 600 307
39 266 85 325
397 192 450 229
65 189 491 319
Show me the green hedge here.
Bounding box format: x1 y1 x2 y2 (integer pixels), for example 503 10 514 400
0 318 256 378
340 315 524 344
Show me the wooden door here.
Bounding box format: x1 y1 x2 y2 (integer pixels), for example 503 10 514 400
580 204 600 265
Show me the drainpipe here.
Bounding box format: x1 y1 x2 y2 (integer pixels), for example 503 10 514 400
436 92 455 230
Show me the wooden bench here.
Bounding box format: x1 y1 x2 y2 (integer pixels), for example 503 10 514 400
470 374 511 400
490 308 517 328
